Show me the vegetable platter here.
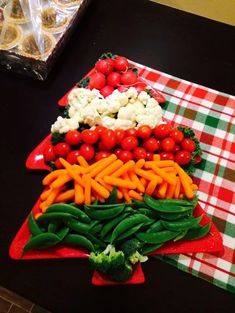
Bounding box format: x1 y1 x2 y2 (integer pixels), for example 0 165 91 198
10 52 224 286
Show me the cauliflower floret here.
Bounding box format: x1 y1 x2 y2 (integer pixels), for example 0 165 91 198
138 91 150 104
81 106 101 126
90 88 103 99
117 93 129 106
115 118 136 130
68 105 77 118
101 116 116 129
118 105 136 122
68 88 91 107
146 97 159 108
105 99 123 115
126 87 138 99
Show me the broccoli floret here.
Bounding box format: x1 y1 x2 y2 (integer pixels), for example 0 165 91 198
89 244 125 274
108 261 133 282
121 239 148 265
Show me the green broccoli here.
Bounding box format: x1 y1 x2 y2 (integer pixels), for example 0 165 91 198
108 261 133 282
121 238 148 265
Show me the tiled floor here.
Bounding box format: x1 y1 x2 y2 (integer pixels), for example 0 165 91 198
0 286 51 313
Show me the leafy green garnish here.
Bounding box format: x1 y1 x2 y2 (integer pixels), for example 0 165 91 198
63 105 70 118
76 77 90 88
51 133 65 145
99 52 117 60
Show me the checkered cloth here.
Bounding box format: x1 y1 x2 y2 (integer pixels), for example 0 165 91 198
133 61 235 293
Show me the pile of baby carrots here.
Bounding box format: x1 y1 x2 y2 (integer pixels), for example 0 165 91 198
39 154 197 212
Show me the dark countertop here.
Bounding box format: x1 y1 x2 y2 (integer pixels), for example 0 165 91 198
0 0 235 312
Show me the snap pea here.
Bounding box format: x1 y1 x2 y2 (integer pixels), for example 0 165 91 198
131 200 146 208
46 203 91 223
85 203 125 210
144 195 194 213
116 223 145 242
100 212 129 239
23 233 61 253
48 221 61 233
28 212 43 236
106 187 117 204
56 226 70 241
137 208 157 219
147 220 164 233
37 212 74 224
67 220 90 234
173 230 188 242
159 211 191 221
62 234 94 252
136 230 180 244
86 233 106 249
84 204 125 220
89 223 103 235
141 243 163 255
161 215 203 231
181 223 211 241
111 214 153 243
149 197 197 207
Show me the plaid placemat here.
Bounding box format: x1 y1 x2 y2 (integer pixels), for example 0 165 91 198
134 61 235 293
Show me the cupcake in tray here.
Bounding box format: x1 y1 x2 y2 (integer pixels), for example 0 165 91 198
3 0 30 24
41 6 69 34
0 22 22 50
20 32 56 60
53 0 82 9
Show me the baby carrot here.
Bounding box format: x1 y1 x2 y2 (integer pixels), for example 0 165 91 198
59 158 84 186
144 160 175 169
34 212 43 220
42 169 67 186
45 188 62 207
151 165 176 185
56 189 75 203
77 155 89 168
89 154 117 177
129 171 145 193
174 176 181 199
157 181 168 198
40 188 52 201
103 176 137 189
153 154 160 161
174 163 194 199
129 190 144 201
91 178 110 199
111 160 135 178
96 159 123 179
145 179 159 196
135 159 145 169
84 175 91 205
121 188 132 203
166 181 176 199
134 168 162 183
50 174 71 189
74 182 84 205
140 177 148 188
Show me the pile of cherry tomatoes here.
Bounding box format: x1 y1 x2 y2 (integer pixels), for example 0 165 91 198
43 123 201 170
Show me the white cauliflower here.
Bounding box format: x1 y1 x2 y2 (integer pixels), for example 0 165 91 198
115 118 136 129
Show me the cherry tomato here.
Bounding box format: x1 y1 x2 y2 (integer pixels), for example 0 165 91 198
137 125 152 139
160 152 174 161
146 152 154 161
119 150 133 163
106 58 115 67
95 59 113 75
79 143 95 161
43 145 56 162
54 158 64 169
65 130 81 145
100 85 114 97
101 129 116 150
54 142 71 157
120 136 138 150
181 138 196 152
120 70 137 85
161 137 176 152
143 137 160 152
125 128 137 137
194 154 202 164
154 123 172 139
175 150 192 165
172 144 181 154
114 129 126 144
170 129 184 143
81 129 98 144
98 141 107 150
114 148 122 158
113 56 129 71
89 72 106 90
95 151 111 161
107 72 121 87
94 126 106 138
66 150 81 164
133 147 147 160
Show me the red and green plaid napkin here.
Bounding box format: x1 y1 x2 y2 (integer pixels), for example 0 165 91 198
134 61 235 293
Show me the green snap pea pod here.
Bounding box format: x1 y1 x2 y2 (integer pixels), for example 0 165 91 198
48 221 61 233
46 203 91 223
131 200 147 209
159 211 191 221
173 230 188 242
124 207 136 214
56 227 70 241
23 233 61 253
67 220 90 234
100 212 129 239
144 195 193 213
137 208 157 219
85 203 125 210
154 197 197 207
116 223 145 242
89 223 103 235
106 186 118 204
86 233 106 249
136 230 180 244
37 212 74 224
161 215 203 232
141 243 163 255
84 204 125 220
181 223 211 241
62 234 94 252
28 212 43 236
147 220 164 233
111 214 153 243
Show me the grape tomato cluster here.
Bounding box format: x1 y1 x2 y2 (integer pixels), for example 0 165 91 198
43 123 202 171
